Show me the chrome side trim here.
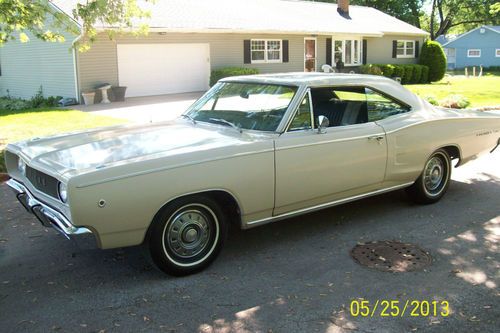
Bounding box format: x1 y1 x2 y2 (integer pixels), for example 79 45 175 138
6 179 91 237
275 132 386 151
243 182 414 229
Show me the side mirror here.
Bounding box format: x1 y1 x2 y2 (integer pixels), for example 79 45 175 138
317 115 329 134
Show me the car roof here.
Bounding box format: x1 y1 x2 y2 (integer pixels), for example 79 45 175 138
222 72 392 86
221 73 423 108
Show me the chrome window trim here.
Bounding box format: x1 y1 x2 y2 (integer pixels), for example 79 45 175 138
283 88 315 133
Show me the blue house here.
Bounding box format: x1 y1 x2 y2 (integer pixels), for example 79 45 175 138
436 26 500 69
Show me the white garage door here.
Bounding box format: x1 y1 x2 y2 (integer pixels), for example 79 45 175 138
117 43 210 97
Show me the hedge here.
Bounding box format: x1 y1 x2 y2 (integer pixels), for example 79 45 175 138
210 67 259 86
412 65 422 84
360 63 430 84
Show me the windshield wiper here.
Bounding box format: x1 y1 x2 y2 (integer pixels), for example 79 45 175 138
181 114 197 124
209 118 242 133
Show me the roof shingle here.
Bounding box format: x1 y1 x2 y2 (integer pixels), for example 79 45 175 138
51 0 428 36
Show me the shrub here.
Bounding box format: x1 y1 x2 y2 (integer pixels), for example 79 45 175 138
0 87 62 111
401 65 414 84
210 67 259 86
439 94 471 109
423 95 439 106
0 97 31 111
392 65 405 79
485 66 500 71
379 64 395 77
360 64 383 75
420 40 446 82
420 65 430 83
412 65 423 84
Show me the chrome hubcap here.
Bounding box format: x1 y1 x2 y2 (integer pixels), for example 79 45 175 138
424 156 444 192
167 210 211 258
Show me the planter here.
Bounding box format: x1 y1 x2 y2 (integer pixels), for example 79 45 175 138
111 86 127 102
82 91 96 105
0 173 10 184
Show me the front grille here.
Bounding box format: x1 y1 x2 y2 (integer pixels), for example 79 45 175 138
25 166 59 199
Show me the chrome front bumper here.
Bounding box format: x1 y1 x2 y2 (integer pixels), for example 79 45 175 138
6 179 92 239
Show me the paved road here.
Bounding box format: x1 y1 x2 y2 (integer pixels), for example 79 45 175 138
0 153 499 333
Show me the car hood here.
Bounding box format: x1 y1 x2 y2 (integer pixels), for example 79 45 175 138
10 121 273 177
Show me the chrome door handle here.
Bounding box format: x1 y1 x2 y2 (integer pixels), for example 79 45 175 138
368 135 384 143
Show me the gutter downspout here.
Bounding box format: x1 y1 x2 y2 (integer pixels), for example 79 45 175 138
71 33 83 104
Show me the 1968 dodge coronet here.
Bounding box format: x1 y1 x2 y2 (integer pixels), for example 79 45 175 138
5 73 500 275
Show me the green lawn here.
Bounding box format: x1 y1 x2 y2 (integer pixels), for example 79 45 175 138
0 108 126 173
406 75 500 108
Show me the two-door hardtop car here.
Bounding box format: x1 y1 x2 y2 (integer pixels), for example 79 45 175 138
5 73 500 275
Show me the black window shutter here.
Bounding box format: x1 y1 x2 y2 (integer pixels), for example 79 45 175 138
415 41 420 58
244 40 251 64
392 40 397 58
362 39 368 64
282 40 289 63
326 38 332 65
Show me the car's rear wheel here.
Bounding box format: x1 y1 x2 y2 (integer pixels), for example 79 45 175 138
406 149 452 204
148 195 227 276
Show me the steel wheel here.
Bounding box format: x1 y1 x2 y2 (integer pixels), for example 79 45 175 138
148 195 228 276
407 149 451 204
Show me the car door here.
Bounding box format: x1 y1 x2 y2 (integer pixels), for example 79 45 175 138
274 87 388 215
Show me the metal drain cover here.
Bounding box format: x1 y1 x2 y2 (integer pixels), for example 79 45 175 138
351 241 432 272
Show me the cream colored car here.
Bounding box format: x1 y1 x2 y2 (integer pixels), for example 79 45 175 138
5 73 500 275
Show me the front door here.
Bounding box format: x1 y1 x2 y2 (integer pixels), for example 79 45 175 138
304 38 317 72
274 88 388 215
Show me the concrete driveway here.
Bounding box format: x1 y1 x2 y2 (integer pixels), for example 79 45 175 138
0 153 499 333
76 92 205 123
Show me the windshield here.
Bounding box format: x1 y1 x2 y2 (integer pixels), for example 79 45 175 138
186 82 297 132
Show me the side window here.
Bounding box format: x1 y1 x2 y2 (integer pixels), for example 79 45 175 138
310 86 411 127
288 94 312 131
310 86 367 127
365 88 411 121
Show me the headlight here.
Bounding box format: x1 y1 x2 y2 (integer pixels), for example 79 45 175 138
58 182 68 203
18 158 26 175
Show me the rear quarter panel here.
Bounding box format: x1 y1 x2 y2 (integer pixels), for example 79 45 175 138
378 108 500 184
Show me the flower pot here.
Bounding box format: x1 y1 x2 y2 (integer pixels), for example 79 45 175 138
111 86 127 102
82 91 96 105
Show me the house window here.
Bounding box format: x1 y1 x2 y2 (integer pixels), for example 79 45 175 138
496 49 500 57
251 40 282 63
396 40 415 58
467 49 481 58
333 38 361 66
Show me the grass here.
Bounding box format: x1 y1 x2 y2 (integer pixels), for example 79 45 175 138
406 74 500 108
0 108 126 173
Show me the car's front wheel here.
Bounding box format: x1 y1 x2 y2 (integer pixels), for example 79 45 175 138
148 195 227 276
407 149 452 204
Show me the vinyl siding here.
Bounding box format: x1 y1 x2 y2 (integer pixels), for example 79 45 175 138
77 32 424 98
77 33 330 96
366 35 425 65
444 28 500 68
0 18 77 100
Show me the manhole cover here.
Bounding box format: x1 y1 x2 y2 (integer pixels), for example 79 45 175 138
351 241 432 272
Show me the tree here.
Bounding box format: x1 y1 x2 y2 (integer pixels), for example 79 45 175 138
429 0 499 40
307 0 425 28
0 0 152 50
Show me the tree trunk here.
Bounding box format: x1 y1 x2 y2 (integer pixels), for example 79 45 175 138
430 0 437 40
